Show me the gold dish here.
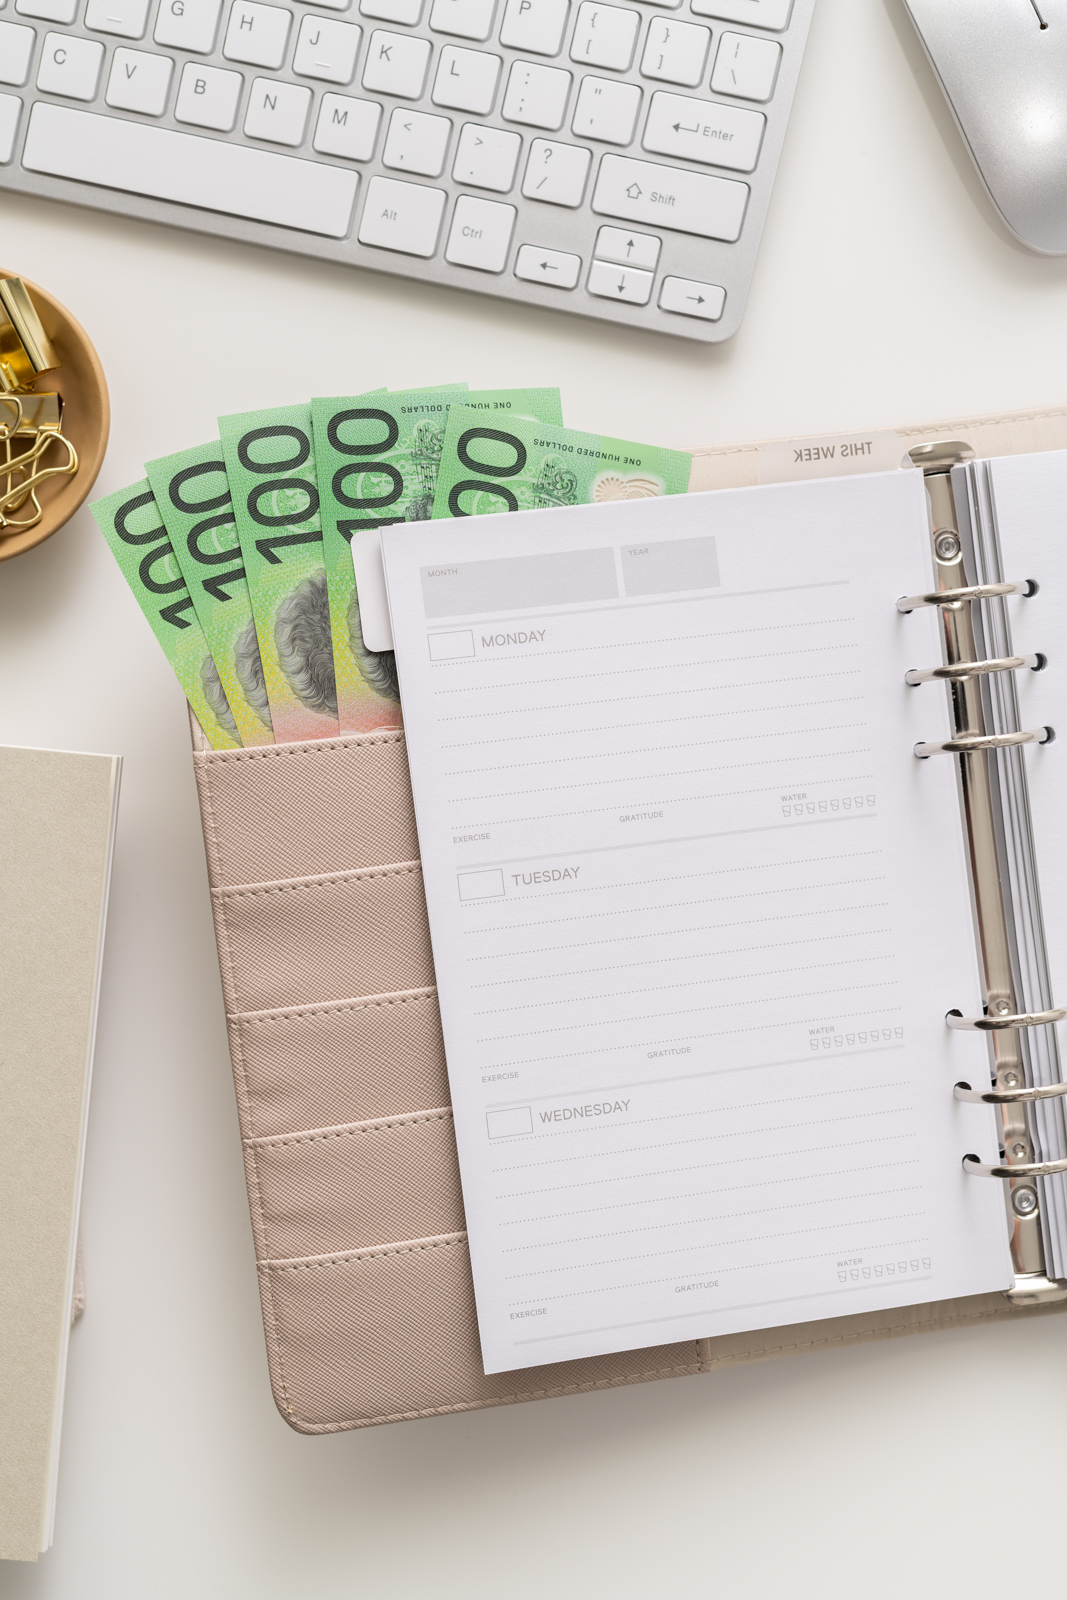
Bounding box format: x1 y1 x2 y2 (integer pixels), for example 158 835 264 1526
0 269 109 563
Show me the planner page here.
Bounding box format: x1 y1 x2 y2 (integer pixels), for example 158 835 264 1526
382 469 1011 1374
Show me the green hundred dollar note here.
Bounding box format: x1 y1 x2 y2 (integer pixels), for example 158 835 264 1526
311 383 467 709
432 410 691 519
220 402 340 745
145 440 274 748
91 479 242 750
312 386 563 674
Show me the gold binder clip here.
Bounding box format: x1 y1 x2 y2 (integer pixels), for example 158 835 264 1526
0 392 78 534
0 278 60 394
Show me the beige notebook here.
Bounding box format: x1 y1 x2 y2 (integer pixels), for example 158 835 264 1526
191 404 1067 1433
0 747 121 1564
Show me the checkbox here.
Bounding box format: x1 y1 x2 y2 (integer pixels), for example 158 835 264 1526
458 868 505 901
429 629 475 661
486 1107 533 1139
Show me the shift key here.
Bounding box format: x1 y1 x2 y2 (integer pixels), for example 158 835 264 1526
591 154 748 241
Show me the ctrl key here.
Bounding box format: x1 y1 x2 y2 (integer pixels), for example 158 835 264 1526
514 243 580 289
658 275 725 321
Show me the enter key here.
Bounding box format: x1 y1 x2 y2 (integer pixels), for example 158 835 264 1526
642 91 766 173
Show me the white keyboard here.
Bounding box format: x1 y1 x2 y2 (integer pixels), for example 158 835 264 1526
0 0 814 341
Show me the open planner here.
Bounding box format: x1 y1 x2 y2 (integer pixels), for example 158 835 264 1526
380 440 1067 1374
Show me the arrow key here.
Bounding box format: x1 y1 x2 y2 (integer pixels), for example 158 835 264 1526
594 224 660 271
587 257 652 304
658 274 725 321
515 243 581 288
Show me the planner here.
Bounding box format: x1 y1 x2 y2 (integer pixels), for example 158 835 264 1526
0 746 121 1562
191 405 1067 1431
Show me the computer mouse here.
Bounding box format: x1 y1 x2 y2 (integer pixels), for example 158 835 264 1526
902 0 1067 254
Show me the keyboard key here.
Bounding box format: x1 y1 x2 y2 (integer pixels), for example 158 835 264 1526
429 0 495 39
452 120 518 189
244 75 311 142
592 152 748 239
293 14 361 82
445 192 514 270
639 15 709 86
514 242 579 286
0 90 21 159
23 100 359 232
432 43 498 113
594 222 658 268
86 0 151 37
501 59 569 128
36 32 103 99
223 1 291 68
643 90 764 170
571 74 638 144
308 0 351 11
691 0 791 27
521 135 588 204
709 30 781 99
174 59 242 128
587 258 651 302
359 0 421 23
569 1 638 71
0 20 34 85
154 0 222 53
313 88 380 156
105 46 173 112
383 104 449 173
15 0 74 23
361 28 430 96
498 0 567 56
658 273 724 319
357 171 444 253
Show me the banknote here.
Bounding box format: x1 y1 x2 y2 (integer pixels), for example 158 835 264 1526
220 402 340 744
145 440 274 748
91 479 242 749
311 383 467 695
432 409 691 519
312 386 563 663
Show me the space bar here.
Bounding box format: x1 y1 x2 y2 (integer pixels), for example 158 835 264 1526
23 103 359 239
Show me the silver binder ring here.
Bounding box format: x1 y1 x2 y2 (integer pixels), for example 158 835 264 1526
946 1006 1066 1031
955 1080 1067 1104
914 728 1052 758
905 654 1042 686
896 580 1034 614
963 1153 1067 1178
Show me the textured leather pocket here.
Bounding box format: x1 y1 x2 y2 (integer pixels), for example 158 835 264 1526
230 988 449 1139
247 1108 464 1259
215 863 434 1012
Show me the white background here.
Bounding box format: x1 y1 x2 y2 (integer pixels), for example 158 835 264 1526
3 0 1067 1592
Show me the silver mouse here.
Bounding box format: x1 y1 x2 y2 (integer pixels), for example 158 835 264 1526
903 0 1067 254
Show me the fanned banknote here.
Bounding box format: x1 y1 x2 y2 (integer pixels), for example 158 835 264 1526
311 383 467 699
146 440 273 747
432 409 691 518
312 386 564 666
91 479 242 749
220 402 340 744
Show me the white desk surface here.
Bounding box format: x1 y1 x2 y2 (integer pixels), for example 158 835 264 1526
3 1 1067 1592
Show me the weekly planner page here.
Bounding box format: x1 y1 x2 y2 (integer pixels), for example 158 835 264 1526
382 470 1011 1374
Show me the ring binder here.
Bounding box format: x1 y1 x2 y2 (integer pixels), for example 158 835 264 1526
907 439 1067 1302
955 1081 1067 1104
905 654 1042 685
914 727 1051 757
896 579 1034 613
947 1006 1067 1031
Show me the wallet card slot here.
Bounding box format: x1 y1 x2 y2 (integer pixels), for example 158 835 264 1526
258 1232 705 1432
246 1107 464 1259
213 862 435 1012
193 731 418 886
229 987 449 1139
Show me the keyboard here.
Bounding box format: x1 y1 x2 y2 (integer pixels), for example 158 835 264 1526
0 0 814 342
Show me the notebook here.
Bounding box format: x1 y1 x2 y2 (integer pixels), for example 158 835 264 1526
190 405 1067 1432
0 746 121 1564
